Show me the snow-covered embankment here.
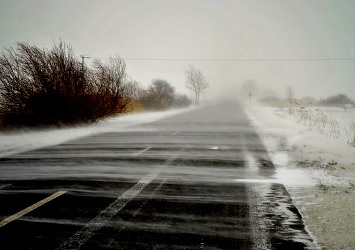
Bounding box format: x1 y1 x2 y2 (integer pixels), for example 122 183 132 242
246 104 355 250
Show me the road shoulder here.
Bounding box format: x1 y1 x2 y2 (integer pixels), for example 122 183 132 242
246 105 355 250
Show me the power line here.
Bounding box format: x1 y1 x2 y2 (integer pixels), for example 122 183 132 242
89 57 355 62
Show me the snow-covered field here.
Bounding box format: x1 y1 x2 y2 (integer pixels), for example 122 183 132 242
247 104 355 250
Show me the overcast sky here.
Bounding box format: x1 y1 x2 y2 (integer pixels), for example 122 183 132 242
1 0 354 101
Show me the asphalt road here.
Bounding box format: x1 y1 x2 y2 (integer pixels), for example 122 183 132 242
0 103 318 249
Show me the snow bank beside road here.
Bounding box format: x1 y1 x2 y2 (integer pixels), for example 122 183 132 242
0 107 196 158
246 104 355 250
247 105 355 183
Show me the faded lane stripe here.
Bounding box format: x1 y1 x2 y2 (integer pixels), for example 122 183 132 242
58 156 177 250
0 190 67 228
0 184 11 190
105 179 169 248
132 146 152 156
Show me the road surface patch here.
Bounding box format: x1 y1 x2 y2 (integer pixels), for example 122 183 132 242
0 190 67 228
58 156 177 250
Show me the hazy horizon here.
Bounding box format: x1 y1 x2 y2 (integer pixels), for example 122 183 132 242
1 0 354 101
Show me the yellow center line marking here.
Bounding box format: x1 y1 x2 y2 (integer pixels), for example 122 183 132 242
0 190 67 228
133 146 152 156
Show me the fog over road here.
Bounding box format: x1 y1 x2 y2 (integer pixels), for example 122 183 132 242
0 103 317 249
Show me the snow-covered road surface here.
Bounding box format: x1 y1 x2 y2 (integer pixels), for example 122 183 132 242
0 103 318 249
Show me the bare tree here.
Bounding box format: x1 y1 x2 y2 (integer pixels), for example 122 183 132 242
242 79 257 105
286 85 295 102
185 65 208 104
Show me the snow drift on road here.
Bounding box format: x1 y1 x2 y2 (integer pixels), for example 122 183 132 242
0 107 197 158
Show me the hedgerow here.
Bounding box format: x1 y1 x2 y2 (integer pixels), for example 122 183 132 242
0 42 129 128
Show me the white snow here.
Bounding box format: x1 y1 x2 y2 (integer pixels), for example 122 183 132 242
245 105 355 188
245 103 355 250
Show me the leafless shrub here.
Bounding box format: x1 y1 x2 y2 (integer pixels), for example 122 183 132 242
172 94 193 108
0 42 129 128
140 79 175 111
122 79 146 112
124 78 145 100
90 57 130 119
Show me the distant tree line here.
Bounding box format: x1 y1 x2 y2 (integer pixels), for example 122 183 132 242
318 94 355 107
129 79 192 111
258 93 355 108
0 41 193 128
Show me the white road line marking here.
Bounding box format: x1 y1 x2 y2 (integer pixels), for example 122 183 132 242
0 184 11 190
172 131 181 135
58 156 177 250
0 190 67 228
132 146 152 156
106 179 168 249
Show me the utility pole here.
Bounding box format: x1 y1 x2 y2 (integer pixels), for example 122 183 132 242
79 55 90 90
80 55 90 72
